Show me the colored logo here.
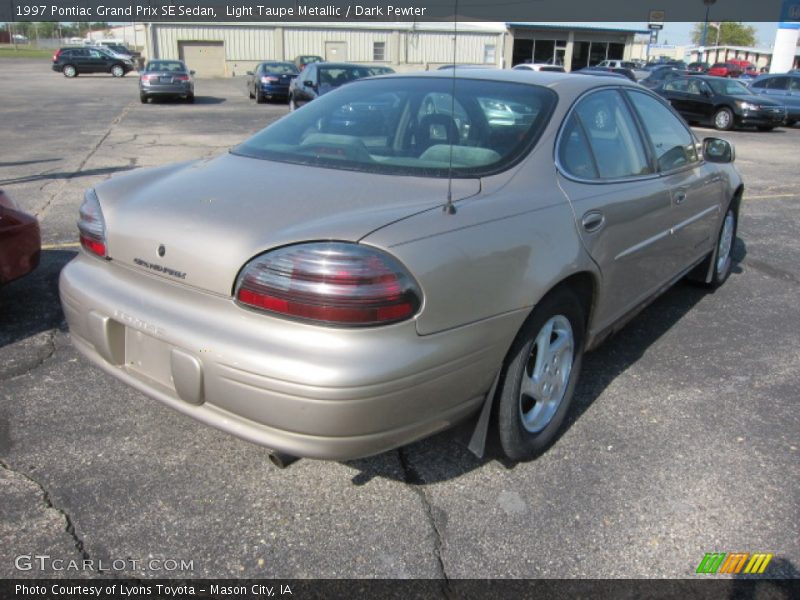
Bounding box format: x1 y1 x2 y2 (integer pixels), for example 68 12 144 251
696 552 773 575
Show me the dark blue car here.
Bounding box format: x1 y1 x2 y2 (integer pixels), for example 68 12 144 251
750 73 800 126
247 61 299 103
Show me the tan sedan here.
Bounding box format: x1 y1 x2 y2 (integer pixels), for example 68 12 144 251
59 70 742 463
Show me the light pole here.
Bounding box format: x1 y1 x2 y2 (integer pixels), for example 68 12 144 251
700 0 717 61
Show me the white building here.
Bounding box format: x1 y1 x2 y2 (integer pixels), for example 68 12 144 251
143 22 646 77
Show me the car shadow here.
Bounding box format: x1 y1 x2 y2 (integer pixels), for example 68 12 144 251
729 556 799 595
345 238 747 485
0 249 74 351
0 165 135 186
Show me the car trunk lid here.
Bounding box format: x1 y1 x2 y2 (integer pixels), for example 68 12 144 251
100 153 480 296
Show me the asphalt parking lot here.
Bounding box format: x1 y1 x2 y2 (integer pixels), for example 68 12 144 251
1 58 798 581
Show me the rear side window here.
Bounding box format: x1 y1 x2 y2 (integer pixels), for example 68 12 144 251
567 89 651 179
558 114 598 179
626 90 699 171
765 77 789 90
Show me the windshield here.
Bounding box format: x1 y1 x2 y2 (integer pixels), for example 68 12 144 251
233 77 556 177
707 79 753 96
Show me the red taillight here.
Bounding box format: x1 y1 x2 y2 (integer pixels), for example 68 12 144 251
141 74 155 81
175 74 190 81
77 189 107 258
235 242 422 327
261 76 279 83
53 49 61 61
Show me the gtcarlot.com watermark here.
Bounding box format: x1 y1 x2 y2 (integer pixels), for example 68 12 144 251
15 554 194 572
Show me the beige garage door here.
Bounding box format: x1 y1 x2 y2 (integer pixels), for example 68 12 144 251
178 41 225 78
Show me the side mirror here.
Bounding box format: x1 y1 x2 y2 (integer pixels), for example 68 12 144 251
304 80 315 88
702 88 713 97
245 70 253 76
189 70 196 76
703 137 735 163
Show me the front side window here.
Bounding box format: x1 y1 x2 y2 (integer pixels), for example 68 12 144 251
567 89 651 179
234 77 556 177
626 90 699 172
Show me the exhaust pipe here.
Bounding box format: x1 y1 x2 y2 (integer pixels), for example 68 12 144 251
268 451 299 469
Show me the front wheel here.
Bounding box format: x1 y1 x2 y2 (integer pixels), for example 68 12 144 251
111 65 125 78
495 288 585 461
708 206 737 288
713 107 734 131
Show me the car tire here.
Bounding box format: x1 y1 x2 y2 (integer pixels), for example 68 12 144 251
186 93 195 104
494 287 585 461
707 205 738 288
289 95 297 112
111 65 125 78
139 94 148 104
786 119 797 127
713 107 735 131
256 90 266 104
63 65 77 78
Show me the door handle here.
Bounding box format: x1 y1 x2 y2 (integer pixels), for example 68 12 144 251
673 191 687 205
581 211 605 232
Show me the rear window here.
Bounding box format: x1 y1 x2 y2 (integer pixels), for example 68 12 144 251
233 77 556 178
262 62 298 75
146 61 185 72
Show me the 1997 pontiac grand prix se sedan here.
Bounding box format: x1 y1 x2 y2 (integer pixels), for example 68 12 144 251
59 70 742 463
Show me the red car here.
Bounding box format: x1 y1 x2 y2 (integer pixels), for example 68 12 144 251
0 190 41 285
707 62 744 78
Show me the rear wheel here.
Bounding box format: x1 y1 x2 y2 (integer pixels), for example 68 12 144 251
139 94 148 104
256 89 266 104
63 65 77 78
248 86 254 99
713 107 734 131
111 65 125 78
185 93 195 104
495 288 585 461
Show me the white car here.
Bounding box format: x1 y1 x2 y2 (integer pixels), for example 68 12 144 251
513 63 565 73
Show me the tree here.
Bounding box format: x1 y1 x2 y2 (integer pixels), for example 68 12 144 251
692 22 757 47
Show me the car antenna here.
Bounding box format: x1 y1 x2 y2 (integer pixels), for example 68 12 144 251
443 0 458 215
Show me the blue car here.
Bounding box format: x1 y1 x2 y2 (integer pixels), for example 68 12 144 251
750 73 800 126
247 61 299 103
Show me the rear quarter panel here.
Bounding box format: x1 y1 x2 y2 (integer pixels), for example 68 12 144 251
363 142 596 335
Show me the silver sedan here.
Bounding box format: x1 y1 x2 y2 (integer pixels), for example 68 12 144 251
60 70 742 463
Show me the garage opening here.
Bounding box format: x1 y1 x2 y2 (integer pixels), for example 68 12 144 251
178 41 225 78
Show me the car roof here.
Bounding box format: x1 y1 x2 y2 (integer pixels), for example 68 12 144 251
384 68 644 95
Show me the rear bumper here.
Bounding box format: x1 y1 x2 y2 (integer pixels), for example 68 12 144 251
59 254 524 459
259 84 290 97
140 83 193 96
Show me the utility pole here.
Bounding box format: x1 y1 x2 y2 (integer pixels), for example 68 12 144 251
700 0 717 62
